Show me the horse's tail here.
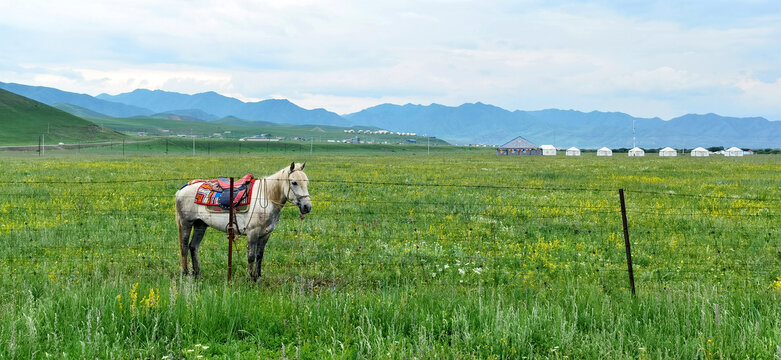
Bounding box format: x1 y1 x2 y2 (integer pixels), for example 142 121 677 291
175 191 187 274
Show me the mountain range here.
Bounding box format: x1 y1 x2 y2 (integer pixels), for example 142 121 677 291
2 81 779 148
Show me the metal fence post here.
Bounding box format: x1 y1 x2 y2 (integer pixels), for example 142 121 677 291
619 189 636 295
228 177 235 282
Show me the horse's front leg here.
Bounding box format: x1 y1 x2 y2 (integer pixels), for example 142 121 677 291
247 230 271 282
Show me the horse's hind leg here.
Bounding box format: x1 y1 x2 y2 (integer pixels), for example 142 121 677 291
178 218 193 275
189 220 208 277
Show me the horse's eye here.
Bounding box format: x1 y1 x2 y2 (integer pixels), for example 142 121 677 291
292 181 298 186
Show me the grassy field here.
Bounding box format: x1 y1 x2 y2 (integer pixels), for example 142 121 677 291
0 150 779 358
85 116 448 146
1 137 461 156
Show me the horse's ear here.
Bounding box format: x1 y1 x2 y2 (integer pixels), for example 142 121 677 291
290 162 295 172
300 162 306 170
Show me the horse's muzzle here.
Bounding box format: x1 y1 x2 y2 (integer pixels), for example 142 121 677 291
300 203 312 214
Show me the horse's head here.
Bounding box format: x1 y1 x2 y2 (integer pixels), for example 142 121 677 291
286 162 312 215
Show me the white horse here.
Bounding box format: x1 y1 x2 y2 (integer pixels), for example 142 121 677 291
175 162 311 281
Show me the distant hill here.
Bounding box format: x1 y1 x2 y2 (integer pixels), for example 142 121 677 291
149 109 219 122
345 103 781 148
52 103 110 118
0 89 124 145
98 89 349 126
0 82 153 117
213 116 278 127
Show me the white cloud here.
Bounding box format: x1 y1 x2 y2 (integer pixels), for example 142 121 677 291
1 1 781 120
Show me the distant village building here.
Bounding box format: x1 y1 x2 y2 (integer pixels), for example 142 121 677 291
243 135 280 142
540 145 557 156
496 136 541 155
690 147 709 157
724 147 744 157
628 147 645 157
597 147 613 157
565 147 581 156
659 147 677 157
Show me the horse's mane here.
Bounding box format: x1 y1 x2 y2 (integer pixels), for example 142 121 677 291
264 167 289 206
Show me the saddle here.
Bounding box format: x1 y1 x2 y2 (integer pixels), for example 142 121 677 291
214 174 255 191
190 174 256 212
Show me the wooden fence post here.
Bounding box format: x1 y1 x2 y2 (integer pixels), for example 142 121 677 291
619 189 636 295
228 177 235 282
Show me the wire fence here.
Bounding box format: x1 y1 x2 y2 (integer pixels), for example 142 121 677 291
0 177 779 291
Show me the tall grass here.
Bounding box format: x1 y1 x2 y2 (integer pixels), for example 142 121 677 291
0 152 779 358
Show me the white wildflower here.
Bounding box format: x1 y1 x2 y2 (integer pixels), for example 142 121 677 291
473 267 482 274
443 264 449 269
458 268 465 275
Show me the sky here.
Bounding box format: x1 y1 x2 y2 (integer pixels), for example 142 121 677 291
1 0 780 120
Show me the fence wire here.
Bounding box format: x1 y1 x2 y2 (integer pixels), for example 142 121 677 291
1 176 778 290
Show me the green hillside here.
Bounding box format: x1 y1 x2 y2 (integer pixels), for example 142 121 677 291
0 89 125 145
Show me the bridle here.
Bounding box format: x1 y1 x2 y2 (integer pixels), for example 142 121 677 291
284 169 310 208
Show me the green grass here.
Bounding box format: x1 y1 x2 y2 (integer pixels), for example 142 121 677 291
0 89 125 145
1 137 463 156
0 152 779 358
86 116 448 146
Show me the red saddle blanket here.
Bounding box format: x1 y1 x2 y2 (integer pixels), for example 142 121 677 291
188 174 255 208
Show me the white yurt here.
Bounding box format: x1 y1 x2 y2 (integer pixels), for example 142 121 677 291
597 147 613 157
724 147 744 157
690 147 709 157
659 147 677 157
565 147 581 156
540 144 557 156
628 147 645 157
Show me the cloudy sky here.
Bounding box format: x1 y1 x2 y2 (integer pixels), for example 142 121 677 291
2 0 780 119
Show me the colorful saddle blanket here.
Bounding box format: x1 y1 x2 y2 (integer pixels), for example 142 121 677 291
188 174 255 211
